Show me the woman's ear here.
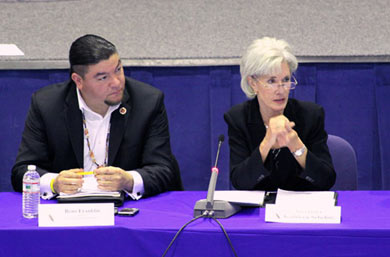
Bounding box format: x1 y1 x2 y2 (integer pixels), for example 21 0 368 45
247 76 257 91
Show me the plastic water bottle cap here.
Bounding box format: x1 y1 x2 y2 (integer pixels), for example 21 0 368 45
27 165 36 170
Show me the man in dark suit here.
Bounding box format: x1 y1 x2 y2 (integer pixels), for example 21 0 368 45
12 34 182 199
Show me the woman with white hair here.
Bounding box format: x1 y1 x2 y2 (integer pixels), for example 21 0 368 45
224 37 335 191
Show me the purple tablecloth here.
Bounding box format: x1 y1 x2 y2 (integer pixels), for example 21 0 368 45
1 191 390 257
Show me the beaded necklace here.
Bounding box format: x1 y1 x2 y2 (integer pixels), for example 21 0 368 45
81 112 110 168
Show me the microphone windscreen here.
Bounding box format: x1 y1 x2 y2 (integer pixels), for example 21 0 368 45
218 134 225 143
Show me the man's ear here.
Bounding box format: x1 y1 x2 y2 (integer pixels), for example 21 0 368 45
71 73 83 90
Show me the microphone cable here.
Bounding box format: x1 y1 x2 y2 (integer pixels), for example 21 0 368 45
162 214 206 257
211 216 238 257
161 214 238 257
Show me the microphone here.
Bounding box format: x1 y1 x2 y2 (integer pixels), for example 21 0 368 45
193 134 241 218
205 134 224 210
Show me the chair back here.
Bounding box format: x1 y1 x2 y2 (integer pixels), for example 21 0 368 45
327 135 358 190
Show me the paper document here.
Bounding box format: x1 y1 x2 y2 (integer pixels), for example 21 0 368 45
214 190 265 206
265 189 340 224
275 189 337 207
58 174 120 199
0 44 24 56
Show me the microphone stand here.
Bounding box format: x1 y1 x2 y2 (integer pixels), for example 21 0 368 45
193 135 241 218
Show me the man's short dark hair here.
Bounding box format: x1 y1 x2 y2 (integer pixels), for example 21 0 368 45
69 34 117 77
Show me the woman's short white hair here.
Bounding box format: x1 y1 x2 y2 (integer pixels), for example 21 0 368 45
240 37 298 99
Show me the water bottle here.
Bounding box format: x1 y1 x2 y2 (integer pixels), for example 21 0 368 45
22 165 40 218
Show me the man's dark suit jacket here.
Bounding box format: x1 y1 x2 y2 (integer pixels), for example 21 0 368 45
12 77 182 196
224 98 336 191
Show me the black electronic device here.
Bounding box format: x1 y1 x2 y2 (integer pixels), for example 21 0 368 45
115 207 139 216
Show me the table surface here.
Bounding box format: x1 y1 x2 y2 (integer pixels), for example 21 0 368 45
1 191 390 257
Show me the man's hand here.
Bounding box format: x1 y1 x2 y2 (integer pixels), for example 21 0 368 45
94 166 134 192
53 168 83 194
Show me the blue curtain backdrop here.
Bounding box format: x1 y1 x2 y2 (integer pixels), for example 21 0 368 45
1 63 389 192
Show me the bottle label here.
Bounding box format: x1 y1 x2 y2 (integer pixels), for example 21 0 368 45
23 182 40 193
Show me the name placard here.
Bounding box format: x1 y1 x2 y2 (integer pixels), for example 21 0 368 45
38 203 115 227
265 204 341 224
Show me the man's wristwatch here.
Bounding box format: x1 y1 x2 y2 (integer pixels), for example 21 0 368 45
292 145 306 157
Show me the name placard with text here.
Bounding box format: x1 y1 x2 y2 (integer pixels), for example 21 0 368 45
38 203 114 227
